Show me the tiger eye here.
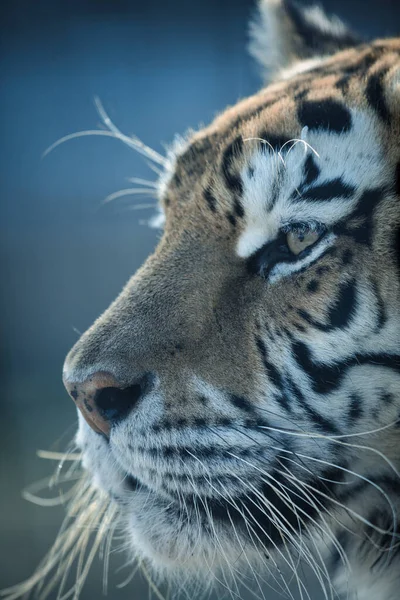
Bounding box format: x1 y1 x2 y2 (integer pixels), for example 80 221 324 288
286 230 321 255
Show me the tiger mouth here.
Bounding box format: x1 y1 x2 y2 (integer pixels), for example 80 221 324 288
107 456 328 556
80 412 339 567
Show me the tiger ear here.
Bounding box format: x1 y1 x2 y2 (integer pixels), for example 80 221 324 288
249 0 361 82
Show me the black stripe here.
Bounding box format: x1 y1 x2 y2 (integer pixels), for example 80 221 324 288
395 161 400 197
203 188 217 213
228 394 255 414
297 99 352 133
337 48 386 77
381 392 394 405
292 340 400 395
342 249 353 265
148 443 263 462
336 480 368 503
395 225 400 279
226 213 237 226
335 74 351 94
172 171 182 188
233 197 245 218
297 279 357 332
256 337 283 389
365 68 390 124
285 376 339 434
327 279 357 329
283 0 360 55
256 336 292 412
302 154 320 187
297 309 318 327
294 88 308 101
302 178 356 201
221 136 244 196
371 279 387 331
335 472 400 506
307 279 319 293
334 187 386 246
348 393 363 421
258 132 290 153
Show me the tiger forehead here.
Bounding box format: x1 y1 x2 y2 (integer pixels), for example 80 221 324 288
166 38 400 208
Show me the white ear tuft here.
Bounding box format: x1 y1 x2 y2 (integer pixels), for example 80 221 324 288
249 0 361 83
248 0 290 82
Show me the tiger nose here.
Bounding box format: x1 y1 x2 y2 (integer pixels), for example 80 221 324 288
64 371 154 437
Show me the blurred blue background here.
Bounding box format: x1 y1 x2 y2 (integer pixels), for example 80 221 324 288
1 1 399 598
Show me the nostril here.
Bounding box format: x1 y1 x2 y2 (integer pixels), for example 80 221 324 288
94 384 142 423
92 372 155 424
65 371 155 435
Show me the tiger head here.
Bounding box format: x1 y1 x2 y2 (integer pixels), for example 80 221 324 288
60 1 400 597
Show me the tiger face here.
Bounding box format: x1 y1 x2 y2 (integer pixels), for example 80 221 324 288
60 1 400 598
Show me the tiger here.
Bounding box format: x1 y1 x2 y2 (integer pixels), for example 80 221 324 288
5 1 400 599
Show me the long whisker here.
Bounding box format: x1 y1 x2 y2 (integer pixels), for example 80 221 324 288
223 426 343 598
212 465 293 598
1 477 110 600
42 96 167 172
279 466 397 539
127 177 159 188
276 451 399 563
243 137 285 178
225 508 270 600
128 203 158 211
101 515 118 595
228 465 334 600
102 188 156 204
218 445 350 588
37 451 82 462
182 462 244 600
259 416 400 441
185 449 314 600
183 451 297 600
239 420 398 542
205 423 335 594
93 97 167 166
278 449 397 528
22 475 82 507
256 422 400 481
137 558 167 600
279 138 320 158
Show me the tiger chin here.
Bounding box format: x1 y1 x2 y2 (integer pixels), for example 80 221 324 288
5 1 400 599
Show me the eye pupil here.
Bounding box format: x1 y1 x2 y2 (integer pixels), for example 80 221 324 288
247 221 327 278
286 225 323 256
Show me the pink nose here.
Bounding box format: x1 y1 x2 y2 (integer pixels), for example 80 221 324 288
64 371 152 437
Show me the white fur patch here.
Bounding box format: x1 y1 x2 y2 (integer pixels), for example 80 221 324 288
236 110 388 276
157 132 191 200
249 0 292 79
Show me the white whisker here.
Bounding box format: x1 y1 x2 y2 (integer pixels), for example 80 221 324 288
128 203 157 211
127 177 158 188
257 422 400 481
94 97 167 166
37 451 82 462
102 188 156 204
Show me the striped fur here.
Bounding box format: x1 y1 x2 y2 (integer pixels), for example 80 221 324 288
7 2 400 600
